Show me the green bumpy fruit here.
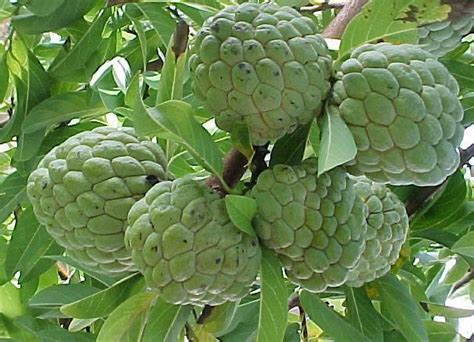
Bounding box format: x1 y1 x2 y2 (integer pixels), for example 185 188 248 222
418 9 474 57
189 2 332 146
125 178 261 306
251 159 367 292
331 43 464 186
27 127 170 276
345 178 409 287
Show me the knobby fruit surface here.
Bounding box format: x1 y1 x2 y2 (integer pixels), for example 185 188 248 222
190 2 332 145
125 177 261 306
251 159 367 292
331 43 464 186
346 178 409 287
27 127 170 276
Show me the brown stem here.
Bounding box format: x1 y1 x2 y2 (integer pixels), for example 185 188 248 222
322 0 369 39
206 149 249 196
288 294 300 310
405 144 474 217
452 268 474 293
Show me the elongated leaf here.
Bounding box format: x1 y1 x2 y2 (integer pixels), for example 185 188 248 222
442 60 474 92
423 320 456 342
423 302 474 318
375 274 428 342
201 301 240 337
146 100 225 183
0 239 8 285
300 291 371 342
22 92 107 134
11 0 96 35
50 9 111 81
318 106 356 175
46 256 116 287
339 0 449 58
256 248 287 342
225 195 257 237
127 3 175 47
25 0 64 16
0 0 14 19
61 274 143 319
37 328 94 342
2 38 50 143
270 123 310 167
461 95 474 126
5 207 63 283
0 56 8 103
29 284 100 309
230 123 253 161
96 292 156 342
142 298 191 342
345 287 383 342
0 172 27 223
0 283 26 319
451 232 474 258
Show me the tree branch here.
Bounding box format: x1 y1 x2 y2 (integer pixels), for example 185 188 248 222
405 144 474 217
206 149 249 196
322 0 368 39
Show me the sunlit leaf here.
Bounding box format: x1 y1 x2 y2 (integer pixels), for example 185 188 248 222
225 195 257 237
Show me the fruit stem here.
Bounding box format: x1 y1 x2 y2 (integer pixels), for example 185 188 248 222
322 0 369 39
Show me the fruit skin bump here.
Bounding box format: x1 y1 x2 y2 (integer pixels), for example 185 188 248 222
27 126 171 276
251 159 367 293
345 177 409 287
125 177 261 306
330 42 464 186
189 2 332 146
418 7 474 57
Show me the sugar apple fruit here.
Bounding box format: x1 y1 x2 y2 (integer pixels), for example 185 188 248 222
251 159 367 292
330 43 464 186
345 178 409 287
125 177 261 305
27 126 171 276
418 6 474 57
189 2 332 146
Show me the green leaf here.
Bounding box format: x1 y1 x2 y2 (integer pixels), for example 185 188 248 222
339 0 448 59
225 195 257 237
300 291 371 342
230 123 253 161
0 283 26 319
61 274 143 319
441 60 474 92
218 300 260 340
124 74 157 136
49 9 111 82
21 91 107 134
1 38 50 143
0 172 27 223
127 3 176 47
46 255 116 287
270 123 310 167
142 298 191 342
374 274 428 342
461 94 474 126
451 232 474 258
0 239 8 285
423 320 456 342
155 25 187 105
11 0 97 35
0 0 14 19
256 248 287 342
411 172 467 230
0 56 9 103
345 287 383 342
423 302 474 318
200 301 239 337
5 206 63 283
96 292 156 342
318 106 357 175
146 100 226 186
25 0 65 16
29 284 100 309
37 328 94 342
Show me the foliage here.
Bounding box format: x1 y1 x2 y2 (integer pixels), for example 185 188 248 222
0 0 473 341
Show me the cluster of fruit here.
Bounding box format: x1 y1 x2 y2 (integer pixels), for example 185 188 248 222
27 2 466 305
